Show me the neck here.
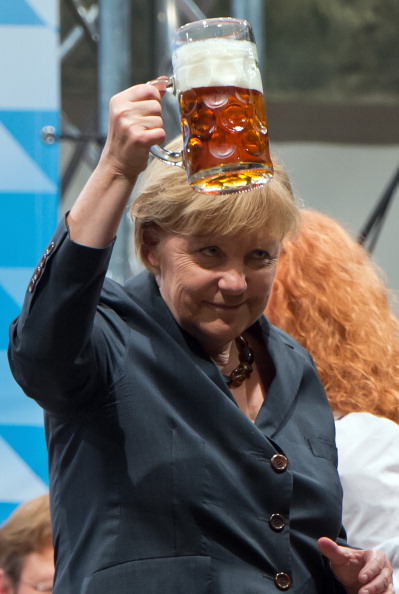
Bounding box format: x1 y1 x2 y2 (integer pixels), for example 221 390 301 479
205 333 255 389
207 341 234 369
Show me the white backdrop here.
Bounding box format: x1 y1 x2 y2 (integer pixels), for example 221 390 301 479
273 142 399 299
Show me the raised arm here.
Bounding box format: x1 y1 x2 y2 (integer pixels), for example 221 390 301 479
67 82 166 248
8 82 166 412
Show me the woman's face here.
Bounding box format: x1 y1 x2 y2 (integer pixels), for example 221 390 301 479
147 229 280 351
17 545 54 594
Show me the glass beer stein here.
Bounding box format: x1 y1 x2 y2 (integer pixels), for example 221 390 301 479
149 17 273 194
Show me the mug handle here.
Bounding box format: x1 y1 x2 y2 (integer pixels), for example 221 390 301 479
146 77 183 167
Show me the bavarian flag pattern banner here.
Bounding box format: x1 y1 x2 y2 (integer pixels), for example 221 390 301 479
0 0 59 524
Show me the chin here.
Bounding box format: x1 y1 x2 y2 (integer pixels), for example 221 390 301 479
198 322 246 344
179 312 251 343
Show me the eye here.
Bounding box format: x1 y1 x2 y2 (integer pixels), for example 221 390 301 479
252 249 269 260
248 250 279 266
193 245 224 269
198 245 221 257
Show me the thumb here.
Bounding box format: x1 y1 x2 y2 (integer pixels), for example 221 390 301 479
318 537 348 565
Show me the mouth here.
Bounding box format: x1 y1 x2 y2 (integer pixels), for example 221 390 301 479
206 302 244 310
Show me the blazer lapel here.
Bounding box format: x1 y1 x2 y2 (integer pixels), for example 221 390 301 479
255 318 307 437
124 272 237 404
121 274 307 428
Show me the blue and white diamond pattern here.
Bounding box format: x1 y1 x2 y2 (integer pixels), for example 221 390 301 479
0 0 59 525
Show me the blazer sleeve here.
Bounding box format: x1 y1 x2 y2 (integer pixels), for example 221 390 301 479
8 216 116 413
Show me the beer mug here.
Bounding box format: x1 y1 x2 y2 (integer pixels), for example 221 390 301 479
149 17 273 194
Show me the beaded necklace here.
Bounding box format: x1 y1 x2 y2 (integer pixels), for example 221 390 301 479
226 335 254 388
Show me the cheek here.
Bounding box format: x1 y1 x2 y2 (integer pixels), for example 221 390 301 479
256 267 276 289
266 269 277 293
158 266 204 314
252 268 277 303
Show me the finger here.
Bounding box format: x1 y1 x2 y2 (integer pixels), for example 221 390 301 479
358 559 393 592
118 113 164 132
128 100 163 119
109 103 165 145
147 76 170 96
360 551 393 583
358 567 393 594
110 99 163 124
110 84 164 114
132 126 166 148
130 82 164 102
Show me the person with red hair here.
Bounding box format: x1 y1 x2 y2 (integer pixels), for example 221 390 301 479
266 208 399 590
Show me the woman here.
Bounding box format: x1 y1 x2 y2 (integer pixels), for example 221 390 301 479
0 495 54 594
8 83 393 594
266 208 399 589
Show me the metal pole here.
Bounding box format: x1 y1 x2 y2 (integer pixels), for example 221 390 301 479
98 0 132 282
154 0 178 75
153 0 180 139
98 0 131 135
230 0 266 79
176 0 206 22
64 0 99 49
60 4 99 61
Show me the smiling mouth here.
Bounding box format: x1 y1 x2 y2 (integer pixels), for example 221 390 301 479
207 302 244 310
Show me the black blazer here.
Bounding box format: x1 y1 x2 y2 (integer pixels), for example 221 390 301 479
9 220 346 594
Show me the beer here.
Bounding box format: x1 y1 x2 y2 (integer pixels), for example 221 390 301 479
173 37 273 193
149 18 274 194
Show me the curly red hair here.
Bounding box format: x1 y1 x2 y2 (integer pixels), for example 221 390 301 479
266 209 399 422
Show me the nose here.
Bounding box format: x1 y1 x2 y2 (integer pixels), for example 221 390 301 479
218 267 247 294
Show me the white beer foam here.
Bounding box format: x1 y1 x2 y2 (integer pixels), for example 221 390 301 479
173 38 263 93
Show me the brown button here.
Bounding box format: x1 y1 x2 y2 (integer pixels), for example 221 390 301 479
269 513 285 532
38 256 47 269
29 269 42 291
271 454 288 473
45 241 55 256
32 266 43 282
274 572 292 591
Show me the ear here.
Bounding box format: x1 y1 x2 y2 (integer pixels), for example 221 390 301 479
142 225 162 271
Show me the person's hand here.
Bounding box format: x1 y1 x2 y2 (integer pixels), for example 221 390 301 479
100 81 167 183
318 537 394 594
66 80 167 248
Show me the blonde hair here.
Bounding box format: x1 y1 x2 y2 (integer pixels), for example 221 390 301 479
0 495 52 587
130 137 299 269
266 209 399 423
